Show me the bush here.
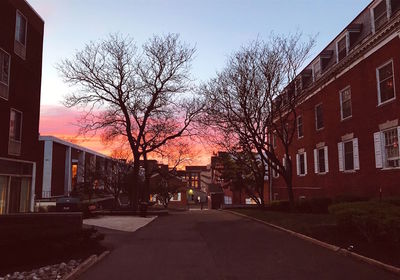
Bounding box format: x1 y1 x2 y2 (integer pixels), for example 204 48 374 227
266 198 332 213
333 195 368 204
329 201 400 243
296 197 332 214
266 200 291 212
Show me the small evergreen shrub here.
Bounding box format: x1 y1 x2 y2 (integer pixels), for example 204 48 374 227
329 201 400 243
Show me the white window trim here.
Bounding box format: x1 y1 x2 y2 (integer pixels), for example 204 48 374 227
314 146 329 174
15 10 28 47
374 126 400 170
315 103 324 131
296 151 307 177
376 59 396 106
9 108 23 143
339 86 352 121
336 33 349 63
370 0 391 34
338 138 360 172
312 58 321 82
297 115 304 139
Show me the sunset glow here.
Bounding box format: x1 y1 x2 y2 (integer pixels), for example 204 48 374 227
39 105 213 165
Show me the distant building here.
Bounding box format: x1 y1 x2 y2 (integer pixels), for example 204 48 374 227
36 136 123 199
270 0 400 200
0 0 44 214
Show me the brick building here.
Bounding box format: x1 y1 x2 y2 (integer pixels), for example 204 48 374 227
0 0 44 214
271 0 400 200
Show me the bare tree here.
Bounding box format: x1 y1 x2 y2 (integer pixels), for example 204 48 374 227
58 33 203 209
201 33 315 206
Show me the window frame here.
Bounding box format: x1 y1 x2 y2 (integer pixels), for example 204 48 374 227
339 86 352 121
314 146 329 174
297 115 304 139
315 103 324 131
382 127 400 168
0 48 11 88
343 140 354 171
15 10 28 47
376 59 396 105
9 109 23 143
312 59 321 82
371 0 389 33
296 151 307 177
336 34 349 63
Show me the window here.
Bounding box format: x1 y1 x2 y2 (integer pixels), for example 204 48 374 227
0 49 10 100
9 109 22 142
272 163 279 178
344 141 354 171
377 60 395 104
338 138 360 171
383 128 400 167
296 151 307 176
272 134 277 149
373 0 388 31
312 60 321 81
340 87 352 120
0 50 10 86
297 115 303 138
315 104 324 130
14 11 27 59
15 11 27 46
336 36 348 62
314 146 328 174
375 127 400 168
224 196 232 205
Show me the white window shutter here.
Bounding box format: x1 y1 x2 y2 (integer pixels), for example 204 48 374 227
398 127 400 157
324 146 329 173
373 132 383 168
304 152 308 175
338 142 344 171
296 154 300 176
353 138 360 170
313 149 318 174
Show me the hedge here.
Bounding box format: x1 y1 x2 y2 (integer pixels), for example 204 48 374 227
329 201 400 243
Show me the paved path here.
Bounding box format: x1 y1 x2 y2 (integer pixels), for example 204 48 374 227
83 216 156 232
81 211 398 280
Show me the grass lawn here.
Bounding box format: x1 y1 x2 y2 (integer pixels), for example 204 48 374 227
231 208 400 268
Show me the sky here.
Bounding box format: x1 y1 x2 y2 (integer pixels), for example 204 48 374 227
30 0 371 164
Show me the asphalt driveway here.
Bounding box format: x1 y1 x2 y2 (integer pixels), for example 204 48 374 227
81 210 398 280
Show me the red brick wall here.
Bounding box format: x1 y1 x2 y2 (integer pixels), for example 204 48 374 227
0 0 43 162
270 36 400 200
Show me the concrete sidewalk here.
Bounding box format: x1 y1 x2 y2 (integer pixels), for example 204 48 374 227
83 216 156 232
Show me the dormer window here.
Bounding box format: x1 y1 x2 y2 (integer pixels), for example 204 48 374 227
336 35 348 62
312 59 321 82
372 0 388 32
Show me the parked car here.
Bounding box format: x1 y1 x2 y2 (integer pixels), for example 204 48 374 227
56 197 82 212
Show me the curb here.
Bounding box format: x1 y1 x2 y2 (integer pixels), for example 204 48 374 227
62 251 110 280
223 209 400 276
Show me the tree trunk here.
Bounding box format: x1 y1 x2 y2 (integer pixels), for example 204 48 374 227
130 153 141 210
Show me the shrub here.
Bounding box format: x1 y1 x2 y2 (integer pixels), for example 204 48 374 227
329 201 400 243
296 197 332 214
333 195 368 204
266 198 332 213
267 200 292 212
